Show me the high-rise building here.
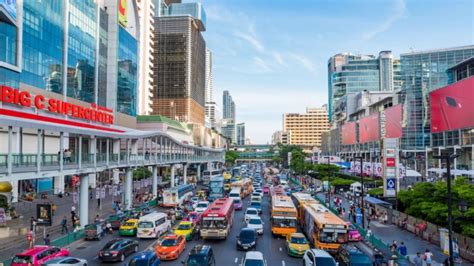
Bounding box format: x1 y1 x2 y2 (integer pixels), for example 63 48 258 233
137 0 155 115
272 130 290 145
283 106 330 151
236 123 245 145
221 119 236 144
400 45 474 151
205 48 213 104
328 51 402 123
205 101 221 131
150 1 207 125
222 90 235 120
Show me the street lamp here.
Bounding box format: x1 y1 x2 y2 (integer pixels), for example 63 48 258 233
354 156 365 229
433 153 459 266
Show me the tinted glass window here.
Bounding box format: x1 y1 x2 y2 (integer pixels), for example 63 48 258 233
315 257 336 266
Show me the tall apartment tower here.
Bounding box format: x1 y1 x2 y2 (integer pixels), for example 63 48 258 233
236 123 246 145
222 90 236 143
137 0 155 115
151 1 207 125
205 49 213 104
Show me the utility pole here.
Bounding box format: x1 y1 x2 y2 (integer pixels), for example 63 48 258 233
354 156 365 229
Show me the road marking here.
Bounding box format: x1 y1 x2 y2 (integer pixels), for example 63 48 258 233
234 257 239 263
279 247 282 252
282 260 286 266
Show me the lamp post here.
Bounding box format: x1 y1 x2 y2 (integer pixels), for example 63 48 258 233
327 155 331 207
433 153 459 266
354 156 365 229
399 153 414 210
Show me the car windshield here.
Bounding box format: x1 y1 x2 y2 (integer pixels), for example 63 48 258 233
233 199 241 204
178 224 192 230
291 237 306 244
138 221 153 228
246 209 258 215
197 203 208 208
186 254 207 266
123 222 136 227
160 239 177 246
12 255 32 264
351 253 372 265
128 258 151 266
240 230 256 240
244 259 265 266
249 218 262 225
251 202 261 208
315 257 336 266
103 241 121 250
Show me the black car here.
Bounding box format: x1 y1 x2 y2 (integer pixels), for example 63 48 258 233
98 238 139 262
182 245 216 266
236 228 257 251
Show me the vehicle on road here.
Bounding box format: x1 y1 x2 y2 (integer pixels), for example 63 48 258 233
255 188 263 197
195 201 210 214
182 245 216 266
302 249 337 266
154 234 186 261
251 194 262 202
285 233 310 257
84 222 105 240
40 256 88 266
262 185 270 194
233 198 243 210
190 196 200 208
348 224 362 242
244 207 259 223
224 171 232 192
229 187 242 201
12 246 70 266
249 201 262 214
128 250 161 266
107 213 127 230
335 246 372 266
231 178 253 198
163 184 194 207
270 195 297 236
98 239 139 262
183 211 201 225
201 198 234 239
174 221 197 241
232 166 242 178
208 175 225 202
119 218 139 236
246 217 264 235
203 169 222 186
241 251 267 266
137 212 170 239
236 228 258 251
291 192 319 226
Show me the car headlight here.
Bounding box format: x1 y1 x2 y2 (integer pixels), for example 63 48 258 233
237 240 241 245
250 241 255 245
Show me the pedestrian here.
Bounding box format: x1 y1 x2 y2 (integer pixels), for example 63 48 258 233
413 252 423 266
390 240 398 253
398 241 407 256
61 216 68 234
30 217 36 231
423 249 433 266
43 234 50 245
94 214 100 223
366 226 372 239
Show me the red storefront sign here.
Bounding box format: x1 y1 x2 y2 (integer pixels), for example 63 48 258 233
386 158 395 167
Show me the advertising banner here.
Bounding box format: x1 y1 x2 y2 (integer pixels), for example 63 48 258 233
36 204 52 226
384 104 403 138
359 113 380 143
118 0 128 27
430 77 474 133
341 122 357 145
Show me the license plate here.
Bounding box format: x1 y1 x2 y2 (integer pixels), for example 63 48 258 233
243 247 248 250
104 252 110 256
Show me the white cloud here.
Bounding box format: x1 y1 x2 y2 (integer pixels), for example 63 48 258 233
252 56 272 73
272 52 285 66
233 24 264 52
363 0 406 40
289 53 317 74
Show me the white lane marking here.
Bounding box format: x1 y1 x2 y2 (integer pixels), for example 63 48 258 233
279 247 282 252
282 260 286 266
234 257 239 263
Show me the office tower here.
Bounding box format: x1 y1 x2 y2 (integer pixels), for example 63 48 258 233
328 51 402 122
151 1 207 125
137 0 155 115
222 90 235 120
236 123 245 145
205 48 213 104
283 106 330 151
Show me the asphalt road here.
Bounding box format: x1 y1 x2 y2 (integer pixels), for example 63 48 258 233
66 192 302 265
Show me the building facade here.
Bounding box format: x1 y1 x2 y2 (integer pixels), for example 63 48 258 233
221 90 236 143
236 122 245 146
271 130 289 145
283 106 329 151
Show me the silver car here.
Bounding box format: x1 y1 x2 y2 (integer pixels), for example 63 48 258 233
42 257 87 266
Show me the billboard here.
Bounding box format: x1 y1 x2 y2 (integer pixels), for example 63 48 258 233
341 121 357 145
359 113 380 143
430 77 474 133
0 0 17 21
118 0 128 27
384 104 403 138
36 204 52 226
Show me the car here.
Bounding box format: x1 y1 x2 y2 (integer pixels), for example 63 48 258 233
262 185 270 194
154 234 186 261
249 201 262 214
224 183 232 192
183 211 201 225
128 250 161 266
190 196 200 208
119 219 139 236
174 221 196 241
250 196 262 203
335 246 372 266
241 251 267 266
11 246 70 266
107 213 127 230
233 198 243 210
286 233 310 257
255 188 263 197
182 245 216 266
98 239 139 262
195 201 210 213
348 224 362 242
303 249 337 266
84 222 105 240
244 208 259 223
40 256 87 266
246 217 264 235
236 228 258 251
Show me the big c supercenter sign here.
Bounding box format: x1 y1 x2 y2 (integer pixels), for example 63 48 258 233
0 85 115 126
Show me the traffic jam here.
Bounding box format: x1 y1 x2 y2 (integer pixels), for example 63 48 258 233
9 164 377 266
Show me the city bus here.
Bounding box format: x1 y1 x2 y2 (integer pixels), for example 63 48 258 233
270 195 298 236
202 169 222 185
162 184 194 207
230 178 253 198
200 198 234 239
301 202 348 253
208 175 225 202
291 192 319 225
269 185 285 198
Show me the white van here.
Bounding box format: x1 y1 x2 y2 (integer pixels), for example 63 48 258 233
229 187 241 200
137 212 170 239
280 180 288 186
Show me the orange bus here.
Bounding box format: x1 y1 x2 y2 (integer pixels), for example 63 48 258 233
200 198 234 239
291 192 318 225
230 178 253 198
270 195 298 236
301 202 348 253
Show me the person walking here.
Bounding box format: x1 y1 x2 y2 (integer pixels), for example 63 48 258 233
61 216 68 234
398 242 407 256
423 249 433 266
413 252 423 266
390 240 398 253
43 234 51 245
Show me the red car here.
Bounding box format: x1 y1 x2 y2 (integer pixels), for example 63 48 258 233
262 185 270 194
348 224 362 242
11 246 70 266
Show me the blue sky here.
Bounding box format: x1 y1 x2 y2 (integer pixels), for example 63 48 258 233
202 0 474 144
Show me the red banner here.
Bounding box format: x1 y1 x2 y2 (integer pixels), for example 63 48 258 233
341 121 357 145
384 104 403 138
359 113 380 143
430 77 474 133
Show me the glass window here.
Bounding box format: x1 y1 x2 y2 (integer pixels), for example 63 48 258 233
117 27 138 116
0 21 17 66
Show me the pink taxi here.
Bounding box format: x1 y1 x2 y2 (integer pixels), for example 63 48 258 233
11 246 70 266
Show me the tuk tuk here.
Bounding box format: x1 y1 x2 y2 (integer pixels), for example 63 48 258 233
107 213 126 230
84 222 105 240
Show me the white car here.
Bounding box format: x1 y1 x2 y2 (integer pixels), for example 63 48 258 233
246 217 264 235
244 207 260 223
42 257 88 266
190 196 200 208
250 196 262 203
303 249 337 266
241 251 267 266
195 201 209 213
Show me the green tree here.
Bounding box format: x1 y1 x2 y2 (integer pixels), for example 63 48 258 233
225 151 239 166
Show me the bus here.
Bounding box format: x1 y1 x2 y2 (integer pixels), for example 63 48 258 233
270 195 298 236
208 175 225 202
200 198 234 239
269 185 285 198
301 202 348 253
162 184 194 207
202 169 222 185
291 192 318 225
137 212 170 239
230 178 253 198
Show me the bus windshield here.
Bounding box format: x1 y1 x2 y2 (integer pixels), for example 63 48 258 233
319 231 348 243
201 219 227 229
272 217 297 228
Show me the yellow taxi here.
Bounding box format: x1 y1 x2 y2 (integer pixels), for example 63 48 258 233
234 175 242 181
173 221 196 241
286 233 310 257
119 219 138 236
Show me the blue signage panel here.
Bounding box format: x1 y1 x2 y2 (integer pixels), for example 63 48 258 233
386 178 396 190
